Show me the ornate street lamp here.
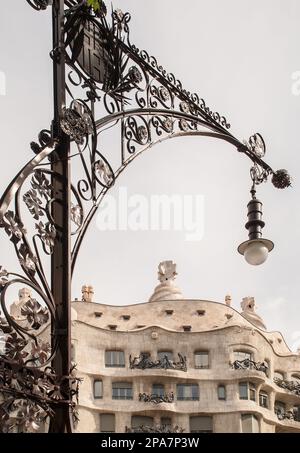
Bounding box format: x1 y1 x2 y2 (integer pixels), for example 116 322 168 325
0 0 291 433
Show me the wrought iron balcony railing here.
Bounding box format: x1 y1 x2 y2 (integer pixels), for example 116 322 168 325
232 359 268 375
138 392 174 404
125 425 184 433
274 378 300 396
129 353 187 372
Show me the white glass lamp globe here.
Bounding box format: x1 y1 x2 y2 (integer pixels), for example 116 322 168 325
244 241 269 266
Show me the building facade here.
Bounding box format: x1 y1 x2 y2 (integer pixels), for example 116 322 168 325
70 261 300 434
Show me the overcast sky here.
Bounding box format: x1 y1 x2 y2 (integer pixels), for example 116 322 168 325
0 1 300 350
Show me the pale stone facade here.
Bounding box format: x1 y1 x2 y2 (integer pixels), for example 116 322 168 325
69 262 300 434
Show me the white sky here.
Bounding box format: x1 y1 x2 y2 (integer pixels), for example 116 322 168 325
0 0 299 350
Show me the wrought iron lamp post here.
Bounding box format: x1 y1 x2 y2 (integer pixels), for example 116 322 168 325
0 0 291 433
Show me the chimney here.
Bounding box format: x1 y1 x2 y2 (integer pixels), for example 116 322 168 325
82 285 94 302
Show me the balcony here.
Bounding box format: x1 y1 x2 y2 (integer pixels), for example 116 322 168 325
125 425 184 433
129 353 187 372
274 378 300 396
232 359 268 375
139 392 174 404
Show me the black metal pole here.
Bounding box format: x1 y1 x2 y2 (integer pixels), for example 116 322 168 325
49 0 72 433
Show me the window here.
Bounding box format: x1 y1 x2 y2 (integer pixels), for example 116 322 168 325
152 384 165 397
71 343 75 362
239 382 256 401
234 351 252 362
112 382 133 400
165 310 174 315
259 391 269 409
241 414 259 433
218 385 226 401
293 406 300 422
158 351 173 361
105 350 125 368
274 371 284 381
141 352 151 359
183 325 192 332
131 416 154 432
100 414 115 433
94 380 103 399
194 351 209 369
190 416 213 433
177 384 199 401
249 383 256 401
